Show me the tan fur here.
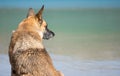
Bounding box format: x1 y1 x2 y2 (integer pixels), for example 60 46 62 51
9 6 64 76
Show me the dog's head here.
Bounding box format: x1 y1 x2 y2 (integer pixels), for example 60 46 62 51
26 5 55 40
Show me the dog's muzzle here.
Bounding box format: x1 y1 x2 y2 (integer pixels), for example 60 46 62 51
43 27 55 40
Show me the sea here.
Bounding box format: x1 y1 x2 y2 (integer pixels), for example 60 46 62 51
0 8 120 76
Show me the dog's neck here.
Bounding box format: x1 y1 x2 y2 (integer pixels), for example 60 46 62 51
13 31 44 53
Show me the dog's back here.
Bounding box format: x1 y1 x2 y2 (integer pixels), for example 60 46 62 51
9 6 63 76
10 33 58 76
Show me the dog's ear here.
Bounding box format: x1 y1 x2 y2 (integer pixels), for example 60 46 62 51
36 5 44 21
27 8 35 17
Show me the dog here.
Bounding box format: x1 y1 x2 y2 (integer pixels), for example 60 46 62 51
9 5 64 76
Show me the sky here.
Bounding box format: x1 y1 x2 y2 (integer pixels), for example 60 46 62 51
0 0 120 8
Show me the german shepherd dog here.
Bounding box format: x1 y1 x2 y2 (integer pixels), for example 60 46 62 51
9 5 64 76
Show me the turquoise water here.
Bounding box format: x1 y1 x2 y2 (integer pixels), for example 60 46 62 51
0 8 120 76
0 9 120 59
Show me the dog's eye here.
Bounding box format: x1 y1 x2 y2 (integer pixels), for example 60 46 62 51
45 26 47 29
